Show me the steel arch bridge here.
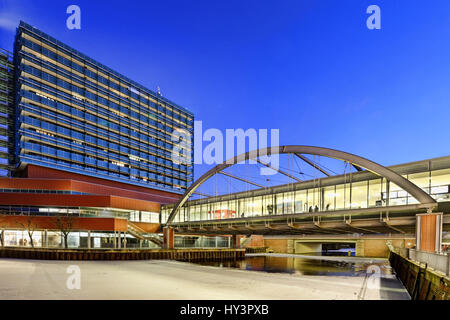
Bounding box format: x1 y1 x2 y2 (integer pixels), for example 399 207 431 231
166 145 437 225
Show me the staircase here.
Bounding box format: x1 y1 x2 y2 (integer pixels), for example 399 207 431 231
127 222 163 247
240 235 252 248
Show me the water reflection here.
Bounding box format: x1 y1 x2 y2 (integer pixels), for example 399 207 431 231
194 256 392 277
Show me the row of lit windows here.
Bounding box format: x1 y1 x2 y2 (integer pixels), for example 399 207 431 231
23 127 192 179
20 52 193 132
20 100 193 168
20 31 193 122
24 127 190 177
19 98 190 164
20 82 193 158
21 154 188 189
0 189 89 195
20 63 193 140
20 116 192 177
162 169 450 223
0 51 12 177
20 106 189 166
0 205 159 221
21 79 188 146
19 33 193 124
21 141 190 186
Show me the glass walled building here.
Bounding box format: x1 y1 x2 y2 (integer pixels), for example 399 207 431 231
13 21 193 194
0 21 196 250
162 155 450 223
0 49 13 177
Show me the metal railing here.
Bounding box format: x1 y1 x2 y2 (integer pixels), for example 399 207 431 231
127 221 163 247
408 249 450 276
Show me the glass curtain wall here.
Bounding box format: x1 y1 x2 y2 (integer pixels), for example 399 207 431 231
166 168 450 223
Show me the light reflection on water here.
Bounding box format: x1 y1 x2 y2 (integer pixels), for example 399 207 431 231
193 256 392 277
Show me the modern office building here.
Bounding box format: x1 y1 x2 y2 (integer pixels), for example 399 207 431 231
0 21 194 249
13 21 193 193
0 49 13 177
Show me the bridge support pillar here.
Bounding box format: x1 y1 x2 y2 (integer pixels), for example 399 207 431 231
232 234 240 249
163 227 174 249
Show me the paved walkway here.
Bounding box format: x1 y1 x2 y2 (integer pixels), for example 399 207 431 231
0 258 410 300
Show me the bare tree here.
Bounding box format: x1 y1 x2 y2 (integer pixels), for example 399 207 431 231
56 215 75 249
0 214 7 247
16 216 38 248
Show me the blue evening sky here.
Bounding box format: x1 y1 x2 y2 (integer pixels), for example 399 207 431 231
1 0 450 183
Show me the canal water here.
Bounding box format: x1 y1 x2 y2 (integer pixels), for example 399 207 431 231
193 254 392 277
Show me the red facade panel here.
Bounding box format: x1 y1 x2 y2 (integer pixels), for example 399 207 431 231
0 215 128 232
131 222 161 233
0 193 160 212
23 164 182 204
0 177 177 204
0 178 72 190
109 196 160 212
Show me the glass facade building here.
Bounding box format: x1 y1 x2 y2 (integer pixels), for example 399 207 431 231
162 156 450 223
12 21 193 194
0 49 13 177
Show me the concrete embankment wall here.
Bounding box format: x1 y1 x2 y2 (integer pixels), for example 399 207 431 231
0 248 245 261
389 251 450 300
